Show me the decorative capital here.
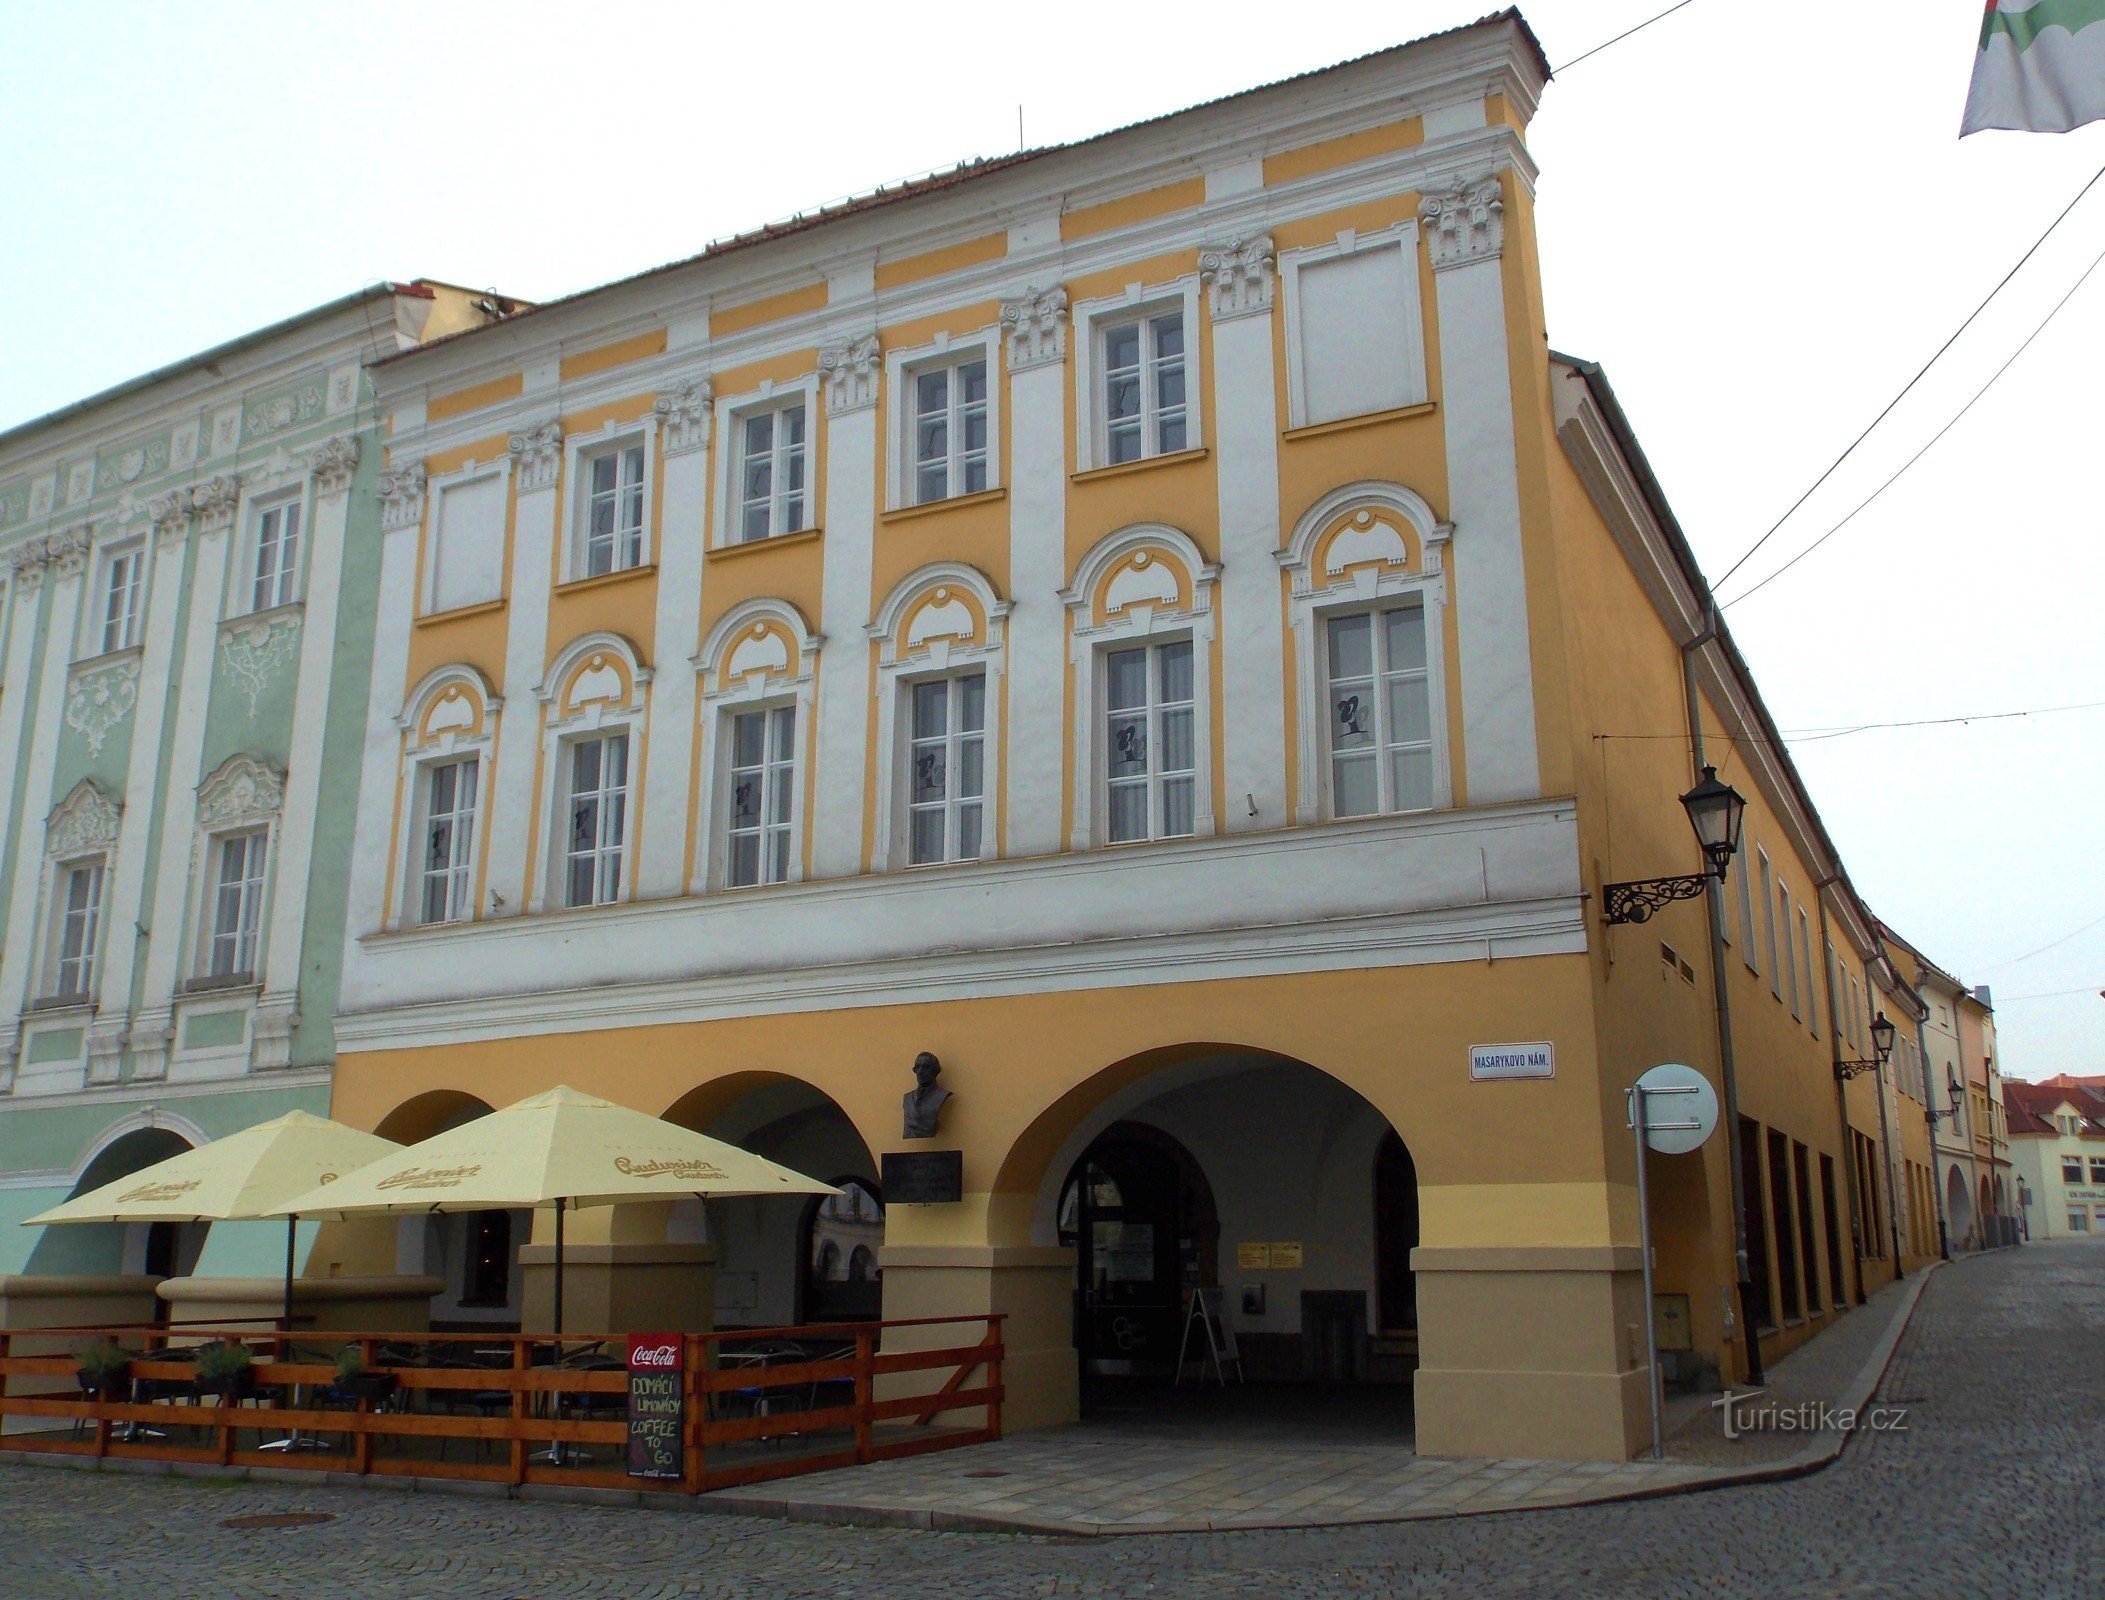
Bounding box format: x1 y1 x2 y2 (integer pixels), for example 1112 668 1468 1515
147 488 195 546
508 420 564 494
1001 286 1069 371
820 334 881 416
1420 177 1505 271
48 524 92 580
8 538 50 591
84 1024 128 1086
305 433 361 499
653 378 713 456
249 993 301 1071
378 463 428 532
1200 236 1276 321
189 474 242 534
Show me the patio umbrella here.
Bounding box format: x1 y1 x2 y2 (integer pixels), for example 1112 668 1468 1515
25 1111 401 1326
265 1086 836 1337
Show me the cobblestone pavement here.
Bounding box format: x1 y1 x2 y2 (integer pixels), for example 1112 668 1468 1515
3 1241 2099 1598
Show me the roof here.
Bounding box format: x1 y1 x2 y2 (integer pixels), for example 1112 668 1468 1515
379 10 1547 369
2006 1078 2105 1138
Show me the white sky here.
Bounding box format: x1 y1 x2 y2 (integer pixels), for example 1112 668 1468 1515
4 2 2098 1077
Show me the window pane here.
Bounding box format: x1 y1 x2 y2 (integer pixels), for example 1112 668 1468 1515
910 809 945 866
960 360 986 403
1105 323 1139 372
1392 748 1436 812
958 737 983 799
1108 714 1147 777
912 679 947 739
604 733 629 790
1156 414 1187 454
956 803 982 861
1157 641 1193 703
1387 678 1432 744
1159 707 1194 774
592 453 616 494
1333 755 1378 817
1107 419 1143 464
913 745 945 805
1384 606 1427 672
1108 784 1148 843
916 369 946 414
1327 613 1373 679
1159 775 1195 838
572 739 601 792
729 834 759 888
732 711 764 767
958 673 985 731
1106 649 1148 711
744 412 773 455
766 831 791 885
1151 314 1183 360
782 404 805 445
1333 689 1373 750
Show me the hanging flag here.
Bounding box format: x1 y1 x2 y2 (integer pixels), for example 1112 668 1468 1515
1963 1 2105 134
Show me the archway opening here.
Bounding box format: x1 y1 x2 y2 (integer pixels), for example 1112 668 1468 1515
1945 1165 1974 1250
664 1075 879 1330
26 1126 205 1285
1021 1049 1419 1439
371 1092 522 1330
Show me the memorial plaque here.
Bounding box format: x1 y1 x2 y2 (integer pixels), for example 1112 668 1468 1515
625 1332 684 1480
882 1149 964 1204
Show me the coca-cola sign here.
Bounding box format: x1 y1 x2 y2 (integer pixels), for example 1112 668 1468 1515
625 1332 684 1480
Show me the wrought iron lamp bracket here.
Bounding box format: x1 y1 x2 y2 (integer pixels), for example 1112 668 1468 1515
1601 872 1714 926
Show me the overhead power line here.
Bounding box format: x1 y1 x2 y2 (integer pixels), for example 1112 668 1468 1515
1552 1 1701 74
1591 697 2105 744
1712 157 2105 592
1975 911 2105 975
1723 243 2105 607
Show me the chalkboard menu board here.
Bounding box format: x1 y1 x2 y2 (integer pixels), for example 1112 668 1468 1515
626 1332 684 1480
883 1149 963 1204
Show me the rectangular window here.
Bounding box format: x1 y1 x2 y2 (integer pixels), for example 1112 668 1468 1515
2092 1158 2105 1184
251 500 302 611
53 858 104 997
98 545 145 654
429 473 507 614
1104 639 1195 843
1820 1154 1846 1306
582 443 646 576
1739 1118 1774 1330
1793 1142 1822 1314
1780 886 1800 1017
1289 236 1427 425
2063 1157 2084 1183
1768 1128 1802 1321
564 734 628 908
907 674 985 866
1760 853 1780 997
736 402 807 543
1737 846 1759 971
419 758 479 925
2070 1210 2089 1233
1797 910 1817 1034
1325 605 1434 818
208 830 267 978
1101 310 1187 465
726 706 795 887
909 357 989 504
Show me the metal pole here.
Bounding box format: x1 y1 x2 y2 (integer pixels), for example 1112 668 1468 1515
553 1197 566 1341
1630 1086 1663 1460
282 1213 298 1330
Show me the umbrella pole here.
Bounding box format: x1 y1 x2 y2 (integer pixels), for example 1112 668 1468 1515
553 1197 565 1342
282 1214 297 1333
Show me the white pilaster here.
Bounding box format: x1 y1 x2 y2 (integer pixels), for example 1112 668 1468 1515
97 505 194 1035
1422 177 1541 805
483 423 562 914
0 552 52 1084
1201 239 1288 831
637 389 709 898
1000 286 1070 859
811 337 879 879
1 536 90 1023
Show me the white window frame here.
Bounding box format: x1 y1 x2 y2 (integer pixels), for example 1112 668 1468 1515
720 701 798 888
868 565 1009 873
901 671 990 866
563 422 656 581
885 329 1002 510
1759 850 1780 998
1780 884 1800 1018
90 538 147 657
1072 279 1204 473
1279 221 1430 429
43 854 107 1001
421 458 513 616
391 666 501 931
558 731 631 908
1738 844 1760 972
244 490 307 614
184 755 283 987
530 635 652 915
1315 601 1442 821
1279 484 1454 825
1064 526 1218 850
201 827 270 981
1100 636 1200 844
694 600 819 891
416 756 481 926
713 379 818 547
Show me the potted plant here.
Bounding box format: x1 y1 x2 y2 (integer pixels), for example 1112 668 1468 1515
192 1340 255 1401
74 1337 131 1401
328 1343 395 1405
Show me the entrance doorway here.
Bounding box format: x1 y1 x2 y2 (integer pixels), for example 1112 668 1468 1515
1057 1123 1217 1375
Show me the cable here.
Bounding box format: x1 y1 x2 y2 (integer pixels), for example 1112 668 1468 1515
1976 912 2105 974
1591 698 2105 743
1712 157 2105 592
1552 1 1701 74
1724 243 2105 608
1992 986 2104 1004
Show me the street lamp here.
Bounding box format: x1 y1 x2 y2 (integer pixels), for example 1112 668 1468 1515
1835 1011 1898 1081
1929 1064 1966 1124
1601 765 1749 925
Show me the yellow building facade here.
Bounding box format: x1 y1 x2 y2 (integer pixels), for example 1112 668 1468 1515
322 15 1929 1462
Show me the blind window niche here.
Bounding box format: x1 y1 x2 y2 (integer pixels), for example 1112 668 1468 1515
430 474 507 614
1289 234 1427 427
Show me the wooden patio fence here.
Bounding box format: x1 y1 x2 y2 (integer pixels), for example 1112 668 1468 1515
0 1314 1002 1495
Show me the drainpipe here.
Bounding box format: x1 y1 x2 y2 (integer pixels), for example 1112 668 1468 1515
1814 890 1868 1305
1681 614 1763 1386
1916 987 1951 1261
1871 978 1906 1273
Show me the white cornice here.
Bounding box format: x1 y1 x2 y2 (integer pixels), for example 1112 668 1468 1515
383 123 1534 464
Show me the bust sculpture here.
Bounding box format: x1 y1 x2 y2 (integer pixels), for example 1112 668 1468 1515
901 1051 951 1139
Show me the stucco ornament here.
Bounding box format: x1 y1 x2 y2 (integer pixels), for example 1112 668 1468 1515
1419 177 1506 270
65 655 141 756
1200 236 1276 321
221 612 301 719
197 752 286 828
820 335 881 416
8 537 50 591
653 379 713 456
305 432 361 499
46 779 122 858
378 463 428 531
189 474 243 533
1000 286 1068 371
508 421 564 494
147 487 194 546
48 524 93 580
